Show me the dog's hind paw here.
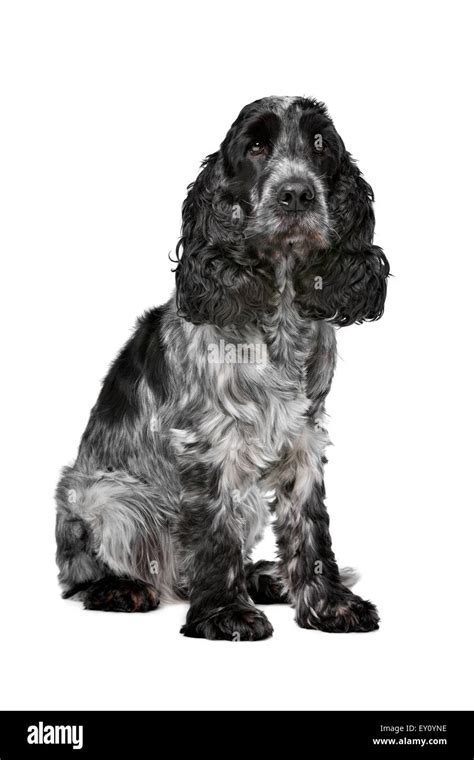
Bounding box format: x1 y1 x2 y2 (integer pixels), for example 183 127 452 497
83 577 160 613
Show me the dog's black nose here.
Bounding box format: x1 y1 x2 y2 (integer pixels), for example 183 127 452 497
277 182 315 212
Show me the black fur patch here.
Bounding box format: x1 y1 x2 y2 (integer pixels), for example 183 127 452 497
246 561 290 605
83 577 160 613
293 246 390 326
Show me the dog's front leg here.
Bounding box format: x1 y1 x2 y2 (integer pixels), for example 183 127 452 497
179 474 273 641
273 424 379 632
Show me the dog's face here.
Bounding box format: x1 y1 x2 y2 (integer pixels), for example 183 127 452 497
221 97 340 252
175 96 389 327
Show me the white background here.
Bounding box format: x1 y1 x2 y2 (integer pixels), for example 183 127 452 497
1 0 473 711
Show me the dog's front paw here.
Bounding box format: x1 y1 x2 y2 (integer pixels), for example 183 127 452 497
181 603 273 641
296 588 379 633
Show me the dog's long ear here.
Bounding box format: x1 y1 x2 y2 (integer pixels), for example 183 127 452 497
330 149 376 248
294 146 389 326
294 246 389 326
175 154 274 327
178 152 234 249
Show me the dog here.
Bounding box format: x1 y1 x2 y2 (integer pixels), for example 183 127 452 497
56 96 389 640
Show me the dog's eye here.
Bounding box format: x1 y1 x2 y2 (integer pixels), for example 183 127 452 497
248 141 267 157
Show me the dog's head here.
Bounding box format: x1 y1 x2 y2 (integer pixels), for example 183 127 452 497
175 96 389 327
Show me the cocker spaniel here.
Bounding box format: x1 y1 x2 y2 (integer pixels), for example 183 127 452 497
56 96 389 640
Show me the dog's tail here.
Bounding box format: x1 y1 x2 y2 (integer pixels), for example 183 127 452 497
340 566 360 588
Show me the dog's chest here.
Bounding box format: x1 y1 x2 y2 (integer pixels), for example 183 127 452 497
200 289 318 485
201 356 308 489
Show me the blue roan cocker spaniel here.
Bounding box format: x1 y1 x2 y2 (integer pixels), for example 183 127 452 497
56 96 389 640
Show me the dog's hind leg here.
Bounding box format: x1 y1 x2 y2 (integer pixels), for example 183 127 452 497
55 466 176 612
245 560 290 604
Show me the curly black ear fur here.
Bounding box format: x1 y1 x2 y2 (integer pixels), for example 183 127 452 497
294 147 389 326
330 149 376 248
175 154 275 327
293 246 389 326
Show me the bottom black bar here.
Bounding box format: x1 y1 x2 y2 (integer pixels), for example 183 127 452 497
0 711 472 757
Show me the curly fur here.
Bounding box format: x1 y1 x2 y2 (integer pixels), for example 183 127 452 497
293 246 389 325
